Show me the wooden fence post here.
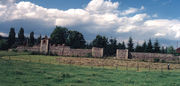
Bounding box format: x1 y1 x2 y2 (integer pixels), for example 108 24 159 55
126 62 128 71
137 61 139 71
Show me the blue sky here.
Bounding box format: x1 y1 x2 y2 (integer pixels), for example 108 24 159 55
19 0 180 19
1 0 180 47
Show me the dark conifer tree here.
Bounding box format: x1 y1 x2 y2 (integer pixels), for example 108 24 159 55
127 37 134 52
8 28 16 48
18 27 25 45
37 34 42 45
142 41 147 52
29 31 35 46
154 39 160 53
122 41 126 49
147 39 153 53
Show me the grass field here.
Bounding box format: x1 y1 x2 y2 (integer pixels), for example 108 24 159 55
0 51 180 86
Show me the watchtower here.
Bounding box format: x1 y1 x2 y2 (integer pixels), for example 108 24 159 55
40 36 49 54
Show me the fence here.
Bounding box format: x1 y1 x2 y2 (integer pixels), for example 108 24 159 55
3 55 180 72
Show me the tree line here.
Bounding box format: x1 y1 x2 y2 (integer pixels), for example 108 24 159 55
0 26 176 56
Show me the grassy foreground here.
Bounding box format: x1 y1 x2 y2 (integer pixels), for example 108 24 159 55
0 51 180 86
0 58 180 86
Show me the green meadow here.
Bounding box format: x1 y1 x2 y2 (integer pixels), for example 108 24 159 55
0 51 180 86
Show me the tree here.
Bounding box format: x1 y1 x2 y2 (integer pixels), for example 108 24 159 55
154 39 160 53
108 38 117 56
135 43 143 52
50 26 68 45
121 41 126 49
36 35 42 45
142 41 147 52
167 46 175 54
29 31 35 46
147 39 153 53
127 37 134 52
161 46 165 54
117 43 122 49
92 35 108 48
8 28 16 48
18 27 25 45
0 35 2 40
66 30 86 49
92 35 109 56
0 40 8 50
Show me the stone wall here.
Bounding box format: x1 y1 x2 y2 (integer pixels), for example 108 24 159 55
49 45 91 57
130 52 176 61
116 49 129 59
92 47 103 58
115 49 178 61
70 49 92 57
16 45 40 52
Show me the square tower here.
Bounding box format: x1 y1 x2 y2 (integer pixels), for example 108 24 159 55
40 36 49 54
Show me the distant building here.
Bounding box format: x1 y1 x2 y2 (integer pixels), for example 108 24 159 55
176 48 180 53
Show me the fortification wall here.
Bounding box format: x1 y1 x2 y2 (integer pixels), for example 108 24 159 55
49 45 91 57
16 45 40 52
116 49 129 59
115 49 177 61
70 49 92 57
92 47 103 58
130 52 176 61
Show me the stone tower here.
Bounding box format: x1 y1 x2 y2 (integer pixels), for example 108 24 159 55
40 36 49 54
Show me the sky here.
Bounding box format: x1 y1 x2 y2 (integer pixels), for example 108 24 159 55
0 0 180 47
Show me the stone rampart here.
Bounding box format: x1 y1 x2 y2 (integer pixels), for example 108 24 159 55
116 49 129 59
92 47 103 58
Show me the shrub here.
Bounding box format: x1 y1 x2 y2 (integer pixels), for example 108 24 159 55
161 60 166 63
154 58 160 62
87 53 92 57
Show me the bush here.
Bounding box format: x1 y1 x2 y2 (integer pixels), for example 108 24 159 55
87 53 92 57
154 58 160 62
0 40 8 50
12 49 17 52
30 51 43 55
161 60 166 63
48 52 58 56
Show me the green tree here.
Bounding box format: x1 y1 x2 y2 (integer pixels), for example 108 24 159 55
122 41 126 49
92 35 108 48
18 27 25 45
161 46 165 54
127 37 134 52
8 28 16 48
147 39 153 53
167 46 175 54
108 38 117 56
135 43 143 52
29 31 35 46
66 30 86 49
0 35 2 40
50 26 68 45
36 35 42 45
142 41 147 52
0 40 8 50
117 43 122 49
153 39 160 53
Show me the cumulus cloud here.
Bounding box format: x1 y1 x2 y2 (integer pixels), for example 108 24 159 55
120 6 144 15
0 32 8 37
0 0 180 41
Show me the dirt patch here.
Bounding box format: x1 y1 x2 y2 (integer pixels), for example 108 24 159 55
56 57 180 70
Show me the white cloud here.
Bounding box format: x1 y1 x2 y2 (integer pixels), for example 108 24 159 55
120 6 144 15
155 33 166 37
0 32 8 37
85 0 119 14
0 0 180 41
152 14 158 18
